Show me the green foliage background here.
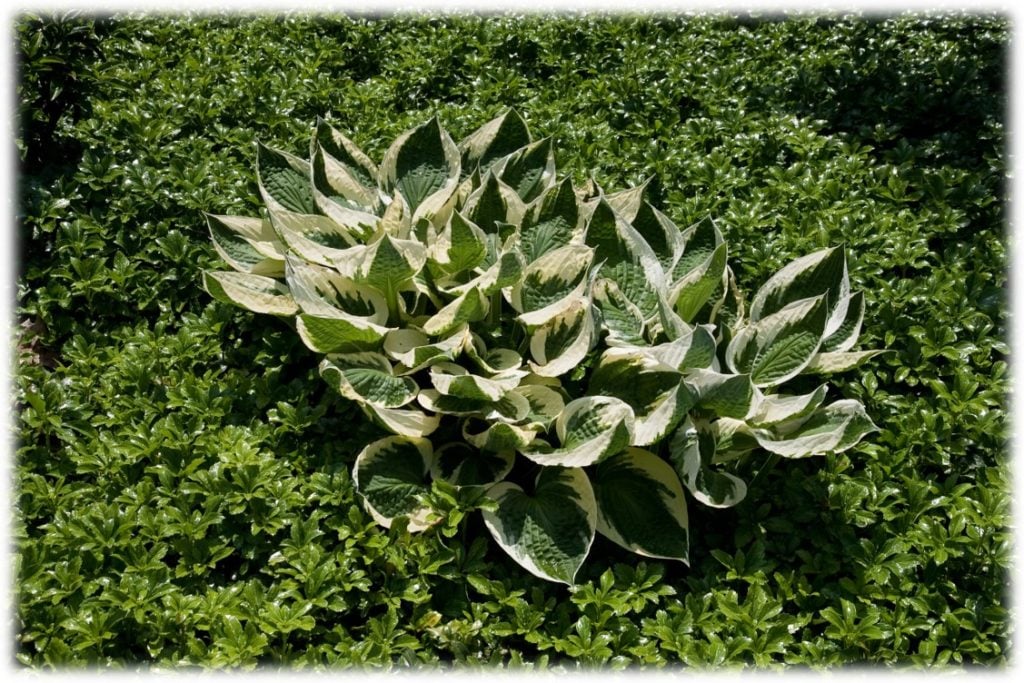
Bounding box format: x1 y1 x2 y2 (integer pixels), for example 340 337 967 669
14 12 1009 668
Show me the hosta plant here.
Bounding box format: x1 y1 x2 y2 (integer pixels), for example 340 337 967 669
203 111 881 584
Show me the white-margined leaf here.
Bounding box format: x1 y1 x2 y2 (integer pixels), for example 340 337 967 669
643 323 718 371
428 210 487 278
257 142 316 215
463 419 538 453
593 447 690 561
493 136 555 203
482 467 596 585
673 216 723 282
747 384 829 427
726 295 828 387
429 362 519 402
588 348 695 446
593 277 646 346
417 388 529 422
751 399 877 458
671 241 727 323
207 213 285 276
519 177 582 261
431 442 514 489
268 206 364 269
296 313 391 353
310 116 380 213
379 116 461 225
669 418 747 509
520 396 634 467
203 271 297 316
804 350 886 374
284 256 388 322
422 286 488 337
511 384 566 431
465 334 524 376
686 368 755 420
365 404 440 438
463 169 527 235
383 326 471 374
353 436 434 531
584 197 665 322
357 233 428 320
821 291 865 353
459 109 532 174
527 297 596 378
319 352 418 409
510 243 594 323
749 246 850 339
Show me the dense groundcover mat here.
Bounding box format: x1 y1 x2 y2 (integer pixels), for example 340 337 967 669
14 12 1009 668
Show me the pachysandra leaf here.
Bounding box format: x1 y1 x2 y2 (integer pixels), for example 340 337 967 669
482 467 596 585
430 442 514 489
257 142 317 215
749 246 850 339
521 396 634 467
203 270 298 316
726 295 828 387
207 213 285 276
354 436 435 531
669 418 747 509
593 447 690 561
319 353 418 409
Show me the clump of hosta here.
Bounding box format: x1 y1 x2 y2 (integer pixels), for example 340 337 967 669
203 110 881 584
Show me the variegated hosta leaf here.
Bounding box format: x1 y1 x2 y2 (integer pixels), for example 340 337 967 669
418 388 528 422
459 109 532 174
319 353 418 409
804 349 886 374
311 116 380 213
511 244 594 324
588 349 695 446
749 246 850 339
673 216 723 283
365 404 440 438
527 297 597 378
207 214 285 276
821 291 865 353
725 295 828 387
378 190 412 240
285 256 388 322
712 417 761 458
482 467 596 585
686 369 755 420
296 314 391 354
257 142 316 215
671 241 727 323
463 170 527 236
353 436 435 531
465 335 524 377
379 116 461 225
493 136 555 203
383 326 471 374
751 399 878 458
669 418 747 509
584 197 665 322
519 177 581 261
617 198 685 275
463 419 537 453
431 442 515 489
521 396 634 467
450 249 524 298
593 278 646 346
429 362 519 402
203 271 298 316
747 384 829 428
357 234 428 319
642 323 718 371
422 286 488 338
269 207 361 268
511 384 566 431
593 447 690 561
428 210 487 278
